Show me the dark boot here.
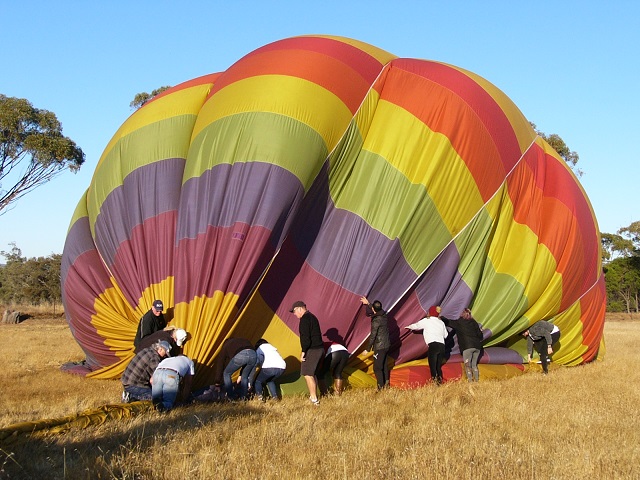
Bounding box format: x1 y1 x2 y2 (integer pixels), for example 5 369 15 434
334 379 343 396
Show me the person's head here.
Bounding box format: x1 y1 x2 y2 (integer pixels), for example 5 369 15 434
461 308 472 320
173 328 188 347
371 300 383 313
289 301 307 319
521 329 530 337
324 327 343 344
255 338 268 349
152 299 163 316
156 340 172 357
428 305 441 318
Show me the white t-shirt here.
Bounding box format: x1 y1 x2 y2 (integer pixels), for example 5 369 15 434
326 343 349 356
156 355 195 376
258 343 287 369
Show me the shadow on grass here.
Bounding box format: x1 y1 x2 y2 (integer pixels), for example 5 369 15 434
1 400 267 479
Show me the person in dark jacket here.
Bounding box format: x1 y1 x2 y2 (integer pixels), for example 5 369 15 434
133 299 167 348
291 300 324 405
213 337 258 400
134 327 188 356
361 296 391 390
522 320 561 374
442 308 484 382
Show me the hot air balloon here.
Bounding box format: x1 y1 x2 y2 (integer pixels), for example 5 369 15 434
61 35 605 390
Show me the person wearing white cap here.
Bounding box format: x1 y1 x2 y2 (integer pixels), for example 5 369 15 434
134 327 189 355
133 299 167 348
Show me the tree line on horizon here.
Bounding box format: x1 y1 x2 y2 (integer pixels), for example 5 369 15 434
0 243 61 310
601 221 640 313
1 219 638 314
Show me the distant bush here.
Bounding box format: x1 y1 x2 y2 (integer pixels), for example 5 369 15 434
0 243 62 313
1 301 64 317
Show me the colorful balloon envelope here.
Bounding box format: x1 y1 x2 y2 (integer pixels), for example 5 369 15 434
61 35 605 387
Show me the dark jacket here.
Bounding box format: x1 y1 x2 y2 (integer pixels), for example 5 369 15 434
367 306 390 351
134 329 181 355
299 311 324 353
213 338 254 385
442 316 483 352
526 321 557 356
133 309 166 347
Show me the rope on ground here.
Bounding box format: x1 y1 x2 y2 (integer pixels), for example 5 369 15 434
0 401 153 444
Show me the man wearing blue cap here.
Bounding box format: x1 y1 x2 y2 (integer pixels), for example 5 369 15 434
133 299 167 348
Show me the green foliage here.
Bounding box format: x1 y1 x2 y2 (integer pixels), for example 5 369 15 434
602 220 640 263
618 220 640 247
601 232 635 262
0 243 61 306
602 220 640 313
604 256 640 313
129 86 172 110
530 122 582 177
0 95 85 213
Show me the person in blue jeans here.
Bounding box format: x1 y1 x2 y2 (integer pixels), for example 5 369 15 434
213 337 258 400
121 340 171 402
151 354 195 411
252 339 287 401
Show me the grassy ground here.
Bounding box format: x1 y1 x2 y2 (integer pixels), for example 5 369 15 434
1 315 639 479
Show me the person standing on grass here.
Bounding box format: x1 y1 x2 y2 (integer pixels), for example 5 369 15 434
522 320 561 374
441 308 484 382
290 301 324 406
151 354 195 412
405 305 448 385
251 339 287 402
121 340 172 402
361 296 391 390
133 299 167 348
319 341 350 396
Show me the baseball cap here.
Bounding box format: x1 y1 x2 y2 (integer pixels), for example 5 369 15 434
175 329 187 347
289 301 306 312
153 300 164 311
157 340 172 355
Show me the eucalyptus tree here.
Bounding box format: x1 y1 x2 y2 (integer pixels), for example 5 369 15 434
0 95 84 213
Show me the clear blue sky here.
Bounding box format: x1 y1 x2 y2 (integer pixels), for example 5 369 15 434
1 1 637 259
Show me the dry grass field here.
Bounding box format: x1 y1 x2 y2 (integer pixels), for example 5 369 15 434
1 314 639 479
